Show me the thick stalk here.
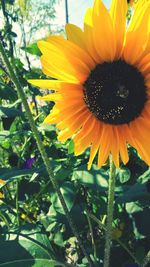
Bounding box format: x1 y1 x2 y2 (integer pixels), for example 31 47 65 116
0 39 94 267
103 156 116 267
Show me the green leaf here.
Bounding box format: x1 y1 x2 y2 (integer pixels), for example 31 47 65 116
116 167 131 183
117 181 150 203
0 259 67 267
5 0 15 5
2 117 15 130
0 226 55 266
12 58 24 69
51 182 76 214
55 166 72 181
0 166 46 188
53 230 64 248
0 68 4 75
68 140 74 154
1 139 10 149
0 106 23 118
0 83 17 101
46 203 87 231
126 202 143 214
10 31 17 37
21 43 41 56
138 167 150 183
72 164 108 191
0 131 10 142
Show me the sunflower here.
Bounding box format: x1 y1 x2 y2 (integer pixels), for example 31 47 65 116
29 0 150 170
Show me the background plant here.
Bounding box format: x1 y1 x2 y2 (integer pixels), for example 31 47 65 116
0 1 150 266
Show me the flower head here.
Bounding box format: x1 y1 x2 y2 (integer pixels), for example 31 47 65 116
23 157 36 169
29 0 150 169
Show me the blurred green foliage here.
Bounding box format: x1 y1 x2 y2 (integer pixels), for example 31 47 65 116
0 0 150 267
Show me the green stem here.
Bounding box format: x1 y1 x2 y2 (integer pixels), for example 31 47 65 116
5 184 13 201
103 156 116 267
117 239 139 264
16 181 20 226
0 40 94 267
88 213 140 265
85 208 97 260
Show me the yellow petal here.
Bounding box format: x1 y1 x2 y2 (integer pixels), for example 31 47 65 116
65 24 86 50
39 44 90 82
57 107 87 130
28 80 80 90
73 114 92 139
43 103 85 124
137 53 150 75
92 0 116 61
41 56 79 82
88 122 102 170
123 2 150 64
37 93 62 102
110 0 127 59
46 36 95 69
74 116 98 155
55 97 85 111
57 109 89 142
117 126 129 165
98 124 113 167
137 53 150 69
84 7 100 62
129 116 150 164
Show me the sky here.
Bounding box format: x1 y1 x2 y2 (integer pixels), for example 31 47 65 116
0 1 111 42
0 0 112 67
53 0 111 30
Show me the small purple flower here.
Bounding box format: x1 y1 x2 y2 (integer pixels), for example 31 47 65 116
23 157 36 169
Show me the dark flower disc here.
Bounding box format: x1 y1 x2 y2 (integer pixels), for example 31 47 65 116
84 60 147 125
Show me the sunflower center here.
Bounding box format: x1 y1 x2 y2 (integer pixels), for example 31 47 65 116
84 60 147 125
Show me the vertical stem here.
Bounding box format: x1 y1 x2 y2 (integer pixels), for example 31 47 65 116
19 16 38 116
0 40 94 267
5 184 13 201
86 208 97 260
103 156 116 267
16 181 20 226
